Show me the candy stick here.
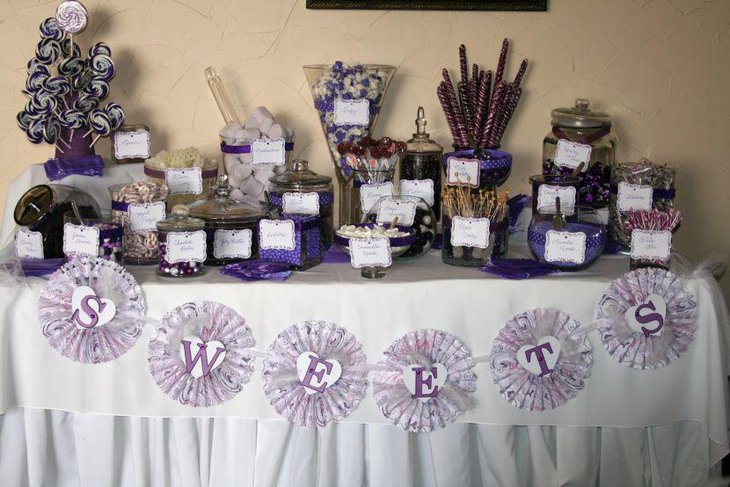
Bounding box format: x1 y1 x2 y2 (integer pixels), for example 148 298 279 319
513 59 529 88
442 70 469 147
437 83 460 144
474 70 491 139
459 44 469 87
481 81 506 147
458 81 474 145
490 84 522 147
494 38 510 87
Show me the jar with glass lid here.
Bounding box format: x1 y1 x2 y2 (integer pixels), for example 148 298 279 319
188 175 268 266
400 107 443 220
268 159 333 255
542 98 617 208
156 205 207 277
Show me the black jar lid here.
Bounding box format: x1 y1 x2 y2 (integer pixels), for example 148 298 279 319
269 159 332 192
14 184 55 226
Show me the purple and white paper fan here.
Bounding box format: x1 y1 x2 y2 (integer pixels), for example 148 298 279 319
262 320 368 427
489 308 592 411
372 329 477 433
148 301 256 407
38 257 145 364
597 268 697 370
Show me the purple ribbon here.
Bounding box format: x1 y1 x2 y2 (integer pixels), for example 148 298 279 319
18 258 65 277
481 258 557 280
143 166 218 179
219 260 292 282
44 155 104 181
221 142 295 154
608 184 675 200
111 200 129 211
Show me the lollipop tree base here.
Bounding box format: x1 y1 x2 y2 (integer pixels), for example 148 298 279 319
55 125 96 160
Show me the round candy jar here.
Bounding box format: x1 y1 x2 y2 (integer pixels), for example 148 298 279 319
442 148 512 190
542 99 617 208
529 174 581 214
268 159 333 255
362 194 435 259
528 205 607 270
63 210 123 262
143 147 218 209
156 205 207 277
188 176 268 266
334 223 415 279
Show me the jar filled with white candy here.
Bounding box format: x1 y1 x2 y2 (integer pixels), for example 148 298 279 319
144 147 218 209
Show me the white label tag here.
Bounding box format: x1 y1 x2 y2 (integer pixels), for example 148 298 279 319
251 138 286 166
129 201 166 232
259 219 296 251
333 98 370 126
282 192 320 216
360 182 394 215
63 223 100 257
15 228 44 259
554 139 592 170
450 216 490 249
630 229 672 260
446 157 480 187
376 198 417 226
114 130 151 160
165 231 207 263
617 182 653 212
400 179 435 206
214 229 252 260
165 167 203 195
545 230 586 264
349 237 392 268
537 185 577 215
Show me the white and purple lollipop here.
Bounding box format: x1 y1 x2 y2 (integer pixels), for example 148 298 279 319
55 1 87 35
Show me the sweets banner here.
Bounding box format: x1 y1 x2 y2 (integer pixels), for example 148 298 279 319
37 258 697 432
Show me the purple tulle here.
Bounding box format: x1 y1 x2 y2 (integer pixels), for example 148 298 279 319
219 260 292 281
321 246 351 263
507 194 531 234
44 155 105 180
481 258 557 279
18 258 65 277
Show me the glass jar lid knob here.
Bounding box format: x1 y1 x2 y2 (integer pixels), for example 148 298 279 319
171 205 189 218
575 98 590 111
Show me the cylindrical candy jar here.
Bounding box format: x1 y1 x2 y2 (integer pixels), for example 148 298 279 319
268 159 334 255
441 205 496 267
400 107 443 220
110 182 169 265
542 99 617 208
63 210 123 262
529 174 581 214
156 205 207 277
144 152 218 208
188 176 267 266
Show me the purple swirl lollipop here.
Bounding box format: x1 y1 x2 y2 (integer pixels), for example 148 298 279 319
39 18 64 41
105 103 125 131
82 78 110 101
25 71 49 94
74 95 99 113
26 119 45 144
43 117 61 144
90 54 115 81
16 110 36 131
31 90 58 115
89 42 111 57
44 77 72 97
59 109 85 129
55 1 88 35
27 58 50 76
58 56 84 77
35 39 61 64
87 108 112 136
60 40 81 58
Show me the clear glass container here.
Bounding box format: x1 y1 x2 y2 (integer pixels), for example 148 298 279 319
13 184 100 259
334 223 416 279
441 207 496 267
63 210 123 262
188 175 267 266
542 99 617 208
144 157 218 209
362 194 435 259
268 159 334 255
110 182 169 265
112 124 151 164
529 174 581 214
156 205 207 277
400 107 443 220
259 215 322 271
353 168 395 218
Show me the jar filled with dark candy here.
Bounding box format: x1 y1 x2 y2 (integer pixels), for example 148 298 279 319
259 214 322 270
268 159 333 256
156 205 207 277
400 107 443 220
13 184 100 259
363 195 435 259
188 175 268 266
542 99 617 208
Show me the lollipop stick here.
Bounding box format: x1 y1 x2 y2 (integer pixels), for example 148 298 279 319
90 134 102 148
58 136 71 148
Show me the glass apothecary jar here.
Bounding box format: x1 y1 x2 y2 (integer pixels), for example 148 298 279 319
156 205 207 277
400 107 443 220
542 99 617 208
362 194 435 259
14 184 100 259
188 176 267 266
268 159 333 255
63 210 123 262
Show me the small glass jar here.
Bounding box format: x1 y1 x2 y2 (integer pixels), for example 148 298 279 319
259 215 322 270
112 124 151 164
542 99 617 208
441 207 496 267
63 210 123 262
13 184 100 259
156 205 207 277
110 182 169 265
400 107 443 220
353 169 395 218
529 174 581 214
268 159 334 256
188 176 267 266
362 194 435 259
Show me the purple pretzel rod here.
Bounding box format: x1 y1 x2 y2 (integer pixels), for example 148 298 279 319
513 59 529 88
481 80 506 147
474 70 491 138
437 82 462 145
458 81 474 142
490 84 522 147
459 44 469 87
494 38 510 87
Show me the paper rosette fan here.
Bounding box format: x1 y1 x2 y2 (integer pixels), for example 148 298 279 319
489 308 592 411
148 301 256 407
262 320 368 427
372 329 477 433
38 257 145 363
596 268 697 370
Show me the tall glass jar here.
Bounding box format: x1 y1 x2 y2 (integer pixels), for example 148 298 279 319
156 205 207 277
400 107 443 220
542 99 617 208
268 159 334 255
110 182 169 265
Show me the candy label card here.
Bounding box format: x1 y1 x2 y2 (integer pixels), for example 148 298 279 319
129 202 166 232
114 129 151 160
617 182 653 212
376 198 417 226
450 217 490 249
537 185 577 214
259 219 296 251
554 140 592 170
334 98 370 126
15 228 43 259
252 138 286 166
545 230 586 264
630 229 672 260
214 229 253 260
446 157 480 188
165 167 203 195
63 223 99 257
400 179 435 206
283 192 320 215
166 231 207 263
360 182 394 215
349 237 392 269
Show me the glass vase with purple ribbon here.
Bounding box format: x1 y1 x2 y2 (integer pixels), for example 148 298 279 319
442 148 512 191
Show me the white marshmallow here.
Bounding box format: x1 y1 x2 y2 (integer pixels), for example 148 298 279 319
253 166 275 185
230 189 244 201
240 153 253 164
234 128 260 143
219 121 243 138
267 123 284 139
232 164 252 181
258 117 275 136
224 154 240 174
240 176 264 196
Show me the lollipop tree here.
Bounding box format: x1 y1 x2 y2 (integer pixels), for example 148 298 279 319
16 1 125 178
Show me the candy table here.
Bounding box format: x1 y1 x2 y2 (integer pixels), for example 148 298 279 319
0 164 728 487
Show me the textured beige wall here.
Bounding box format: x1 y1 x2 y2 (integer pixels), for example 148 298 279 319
1 0 728 292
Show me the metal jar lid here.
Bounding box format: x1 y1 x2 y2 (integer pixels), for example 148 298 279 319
551 98 612 129
269 159 332 192
14 184 57 226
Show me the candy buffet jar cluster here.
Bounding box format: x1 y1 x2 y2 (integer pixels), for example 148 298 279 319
156 205 207 277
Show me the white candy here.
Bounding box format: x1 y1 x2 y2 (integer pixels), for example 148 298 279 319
258 117 275 136
240 153 253 164
253 166 275 185
273 164 287 175
234 128 260 143
230 189 244 201
247 106 274 128
220 121 243 138
267 123 284 139
240 176 264 196
224 154 240 174
232 164 252 182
